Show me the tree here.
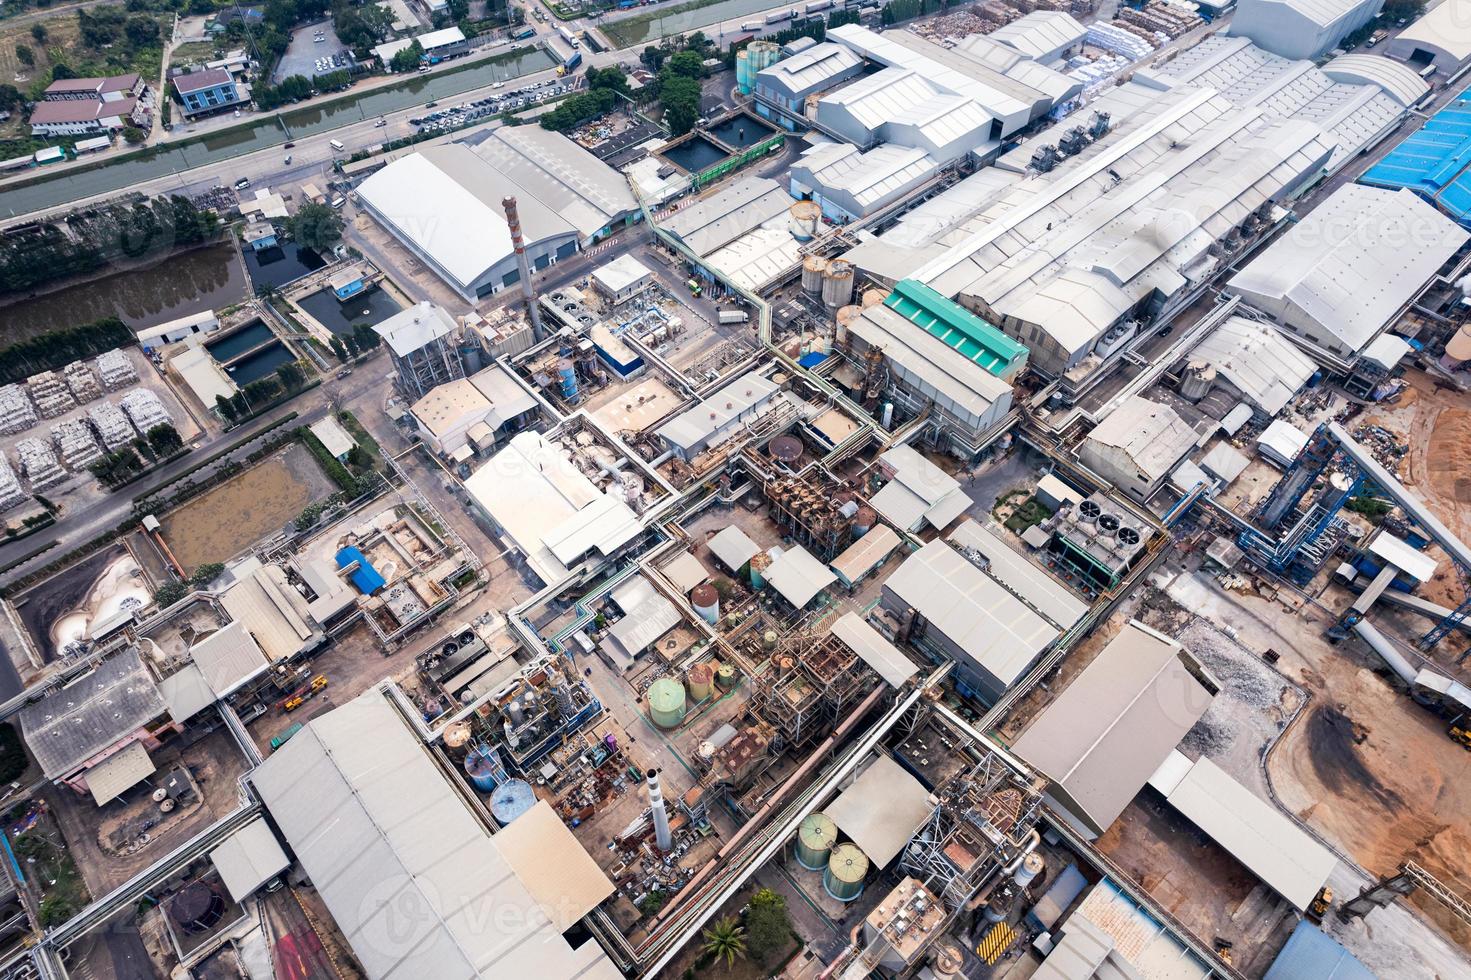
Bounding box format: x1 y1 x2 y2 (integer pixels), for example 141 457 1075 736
30 24 47 43
275 360 305 391
701 917 746 969
389 39 423 72
122 125 146 144
586 66 628 95
146 422 183 456
330 336 349 363
289 202 343 253
14 45 33 69
125 14 160 46
215 393 238 421
154 581 190 607
346 444 372 469
745 888 791 963
352 322 380 352
666 49 704 79
0 85 21 113
190 562 224 585
38 896 73 928
640 45 665 71
659 74 700 136
50 64 76 81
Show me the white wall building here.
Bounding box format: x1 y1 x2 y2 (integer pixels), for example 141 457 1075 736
1229 0 1383 61
790 142 939 223
987 11 1087 65
1387 1 1471 77
1080 396 1201 503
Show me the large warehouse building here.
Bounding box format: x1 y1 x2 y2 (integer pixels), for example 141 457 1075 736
1386 0 1471 78
1226 184 1468 363
357 128 637 302
1229 0 1383 61
900 84 1335 379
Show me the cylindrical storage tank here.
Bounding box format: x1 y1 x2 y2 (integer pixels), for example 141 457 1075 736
1014 851 1044 889
822 259 855 308
852 505 876 538
796 812 837 870
557 358 579 403
443 720 471 749
687 662 714 701
170 882 225 934
802 255 828 294
1444 322 1471 369
463 746 500 793
749 550 772 589
824 843 869 902
861 288 887 308
835 305 861 348
648 677 687 729
490 778 536 825
736 49 750 94
691 582 720 624
716 662 740 690
789 200 821 241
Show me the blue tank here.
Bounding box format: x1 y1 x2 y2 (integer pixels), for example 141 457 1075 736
557 358 579 403
463 747 500 793
490 778 536 825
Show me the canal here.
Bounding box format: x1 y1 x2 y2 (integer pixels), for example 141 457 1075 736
0 45 557 220
0 241 249 346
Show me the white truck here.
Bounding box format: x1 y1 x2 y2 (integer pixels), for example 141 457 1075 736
718 309 749 324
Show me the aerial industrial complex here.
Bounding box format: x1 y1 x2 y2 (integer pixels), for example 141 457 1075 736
7 0 1471 977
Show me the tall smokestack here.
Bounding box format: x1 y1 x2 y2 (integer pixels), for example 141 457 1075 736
502 196 544 341
647 768 672 852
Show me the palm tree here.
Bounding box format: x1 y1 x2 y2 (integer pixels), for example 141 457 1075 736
701 917 747 969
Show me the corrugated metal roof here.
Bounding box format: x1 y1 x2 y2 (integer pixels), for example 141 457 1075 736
190 621 269 698
1158 755 1336 910
1011 622 1215 835
709 526 761 574
158 663 215 723
1085 396 1200 483
661 177 791 256
1367 529 1438 584
86 741 154 806
210 816 290 902
661 552 708 594
825 754 932 866
252 693 622 980
883 280 1027 377
829 525 902 586
830 612 917 687
1188 314 1314 415
1265 922 1375 980
765 545 837 607
988 11 1086 60
656 371 781 451
19 649 167 778
948 520 1087 629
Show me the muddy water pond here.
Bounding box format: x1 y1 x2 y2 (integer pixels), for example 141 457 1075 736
158 442 337 572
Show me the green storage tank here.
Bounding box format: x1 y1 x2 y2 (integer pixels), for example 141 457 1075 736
824 843 869 902
796 813 837 871
716 663 739 690
647 678 687 729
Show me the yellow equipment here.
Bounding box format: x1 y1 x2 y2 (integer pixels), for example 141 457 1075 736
1450 723 1471 750
1307 886 1333 923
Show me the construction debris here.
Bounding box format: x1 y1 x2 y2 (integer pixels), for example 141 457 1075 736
88 401 135 451
51 419 103 471
95 349 138 390
120 389 172 435
63 361 103 404
0 385 37 436
15 437 65 490
26 371 76 420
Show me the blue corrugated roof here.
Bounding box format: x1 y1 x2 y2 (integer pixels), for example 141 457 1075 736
797 351 830 368
1264 922 1377 980
1361 98 1471 227
335 546 386 595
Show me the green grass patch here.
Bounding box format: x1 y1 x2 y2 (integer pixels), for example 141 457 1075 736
1003 495 1053 534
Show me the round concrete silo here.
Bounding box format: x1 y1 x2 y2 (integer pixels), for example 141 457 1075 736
796 812 837 871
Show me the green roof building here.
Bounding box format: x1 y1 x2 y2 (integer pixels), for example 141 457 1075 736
883 280 1028 380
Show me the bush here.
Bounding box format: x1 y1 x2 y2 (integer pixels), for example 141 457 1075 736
154 581 190 607
745 888 791 963
38 895 73 927
0 723 27 784
189 562 223 585
539 88 618 131
122 125 146 144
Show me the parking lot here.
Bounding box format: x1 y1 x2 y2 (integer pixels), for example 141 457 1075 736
273 19 350 83
409 77 580 133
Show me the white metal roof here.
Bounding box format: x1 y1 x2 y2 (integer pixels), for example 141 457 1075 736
884 539 1059 688
948 520 1087 629
1156 754 1336 910
210 816 290 902
877 445 974 531
463 431 641 585
1085 396 1200 483
1011 622 1215 835
656 372 781 452
831 612 917 687
592 253 652 294
1392 0 1471 63
792 142 939 216
765 545 837 607
373 301 459 358
171 345 237 406
491 800 615 931
1228 185 1468 355
309 416 356 459
1367 530 1438 584
190 621 269 699
1199 442 1250 484
987 11 1086 61
158 663 215 723
607 590 680 658
661 177 791 257
252 693 621 980
847 305 1013 422
1188 314 1314 415
86 741 154 806
476 127 637 241
754 42 864 99
708 526 761 573
829 525 902 585
19 649 167 778
1321 52 1429 107
1257 418 1310 463
825 754 932 866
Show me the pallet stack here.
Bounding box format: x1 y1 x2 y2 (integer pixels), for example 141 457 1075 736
88 402 135 451
16 438 66 490
0 456 28 512
52 419 104 471
95 350 138 391
121 389 172 436
63 362 103 404
27 371 77 420
0 385 36 436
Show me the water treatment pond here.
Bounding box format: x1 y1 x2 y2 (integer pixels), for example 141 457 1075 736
661 135 728 174
243 242 327 290
205 321 276 362
708 114 774 149
298 284 403 335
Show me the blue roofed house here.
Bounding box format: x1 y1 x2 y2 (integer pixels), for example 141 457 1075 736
174 68 244 118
